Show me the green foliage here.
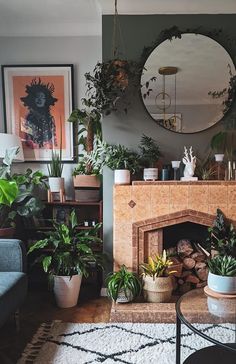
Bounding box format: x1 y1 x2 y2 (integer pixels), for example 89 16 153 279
84 60 140 115
206 209 236 258
195 154 215 180
106 265 142 302
0 179 18 206
140 250 174 279
139 134 162 168
47 150 63 177
28 210 104 277
0 149 47 228
210 132 227 153
207 255 236 276
72 157 101 176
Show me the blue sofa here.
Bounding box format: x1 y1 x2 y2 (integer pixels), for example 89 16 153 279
0 239 27 327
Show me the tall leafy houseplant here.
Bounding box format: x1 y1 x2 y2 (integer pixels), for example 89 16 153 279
106 265 142 303
68 100 102 198
28 210 104 308
0 148 47 236
140 251 174 303
139 134 162 181
47 149 64 193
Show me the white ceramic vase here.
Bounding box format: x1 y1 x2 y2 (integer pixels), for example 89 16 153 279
208 272 236 294
48 177 65 192
53 274 82 308
143 276 173 303
143 168 158 181
114 169 130 185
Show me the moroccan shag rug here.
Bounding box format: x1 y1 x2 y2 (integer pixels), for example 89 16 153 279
18 321 234 364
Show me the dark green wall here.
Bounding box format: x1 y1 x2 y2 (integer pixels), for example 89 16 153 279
102 14 236 270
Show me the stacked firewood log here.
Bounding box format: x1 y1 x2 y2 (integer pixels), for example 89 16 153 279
167 239 208 294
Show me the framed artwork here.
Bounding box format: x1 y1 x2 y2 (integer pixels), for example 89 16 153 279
2 64 75 162
53 206 70 225
151 113 182 132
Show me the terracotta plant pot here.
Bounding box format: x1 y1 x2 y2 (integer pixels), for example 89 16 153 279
73 175 101 188
0 227 15 238
53 274 82 308
143 275 173 303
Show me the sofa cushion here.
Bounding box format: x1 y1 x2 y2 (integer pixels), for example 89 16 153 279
0 272 27 326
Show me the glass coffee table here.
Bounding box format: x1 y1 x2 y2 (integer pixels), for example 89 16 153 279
176 288 236 364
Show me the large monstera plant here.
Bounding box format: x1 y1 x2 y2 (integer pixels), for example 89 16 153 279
0 147 47 231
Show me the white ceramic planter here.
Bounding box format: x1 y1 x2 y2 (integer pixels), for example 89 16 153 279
143 276 173 303
215 154 224 162
143 168 158 181
53 274 82 308
116 288 134 303
171 161 181 169
208 272 236 294
114 169 130 185
48 177 65 192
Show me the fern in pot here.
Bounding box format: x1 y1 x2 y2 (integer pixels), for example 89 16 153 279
139 134 162 181
106 265 142 303
140 250 174 303
28 210 104 308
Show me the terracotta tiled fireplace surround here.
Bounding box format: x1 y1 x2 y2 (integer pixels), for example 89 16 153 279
113 181 236 272
111 181 236 322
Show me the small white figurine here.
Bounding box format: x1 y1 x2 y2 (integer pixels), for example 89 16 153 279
181 146 198 181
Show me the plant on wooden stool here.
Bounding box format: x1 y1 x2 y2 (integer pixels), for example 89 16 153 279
106 265 142 303
140 251 175 303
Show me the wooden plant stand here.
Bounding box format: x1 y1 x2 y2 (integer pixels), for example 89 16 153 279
47 189 65 203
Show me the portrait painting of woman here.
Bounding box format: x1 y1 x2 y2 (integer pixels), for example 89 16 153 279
2 65 74 161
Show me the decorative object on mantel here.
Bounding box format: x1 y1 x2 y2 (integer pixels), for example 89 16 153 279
140 251 174 303
181 146 198 181
171 160 181 180
139 134 162 181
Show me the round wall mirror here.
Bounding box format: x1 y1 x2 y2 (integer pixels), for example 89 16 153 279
141 33 235 133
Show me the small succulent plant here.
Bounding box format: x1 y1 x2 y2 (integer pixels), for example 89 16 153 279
207 255 236 277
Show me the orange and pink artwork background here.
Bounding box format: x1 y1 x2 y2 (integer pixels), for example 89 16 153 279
13 75 66 150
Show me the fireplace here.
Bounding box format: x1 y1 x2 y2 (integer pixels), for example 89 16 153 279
113 181 236 272
112 181 236 322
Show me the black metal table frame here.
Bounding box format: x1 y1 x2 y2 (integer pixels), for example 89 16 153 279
175 294 236 364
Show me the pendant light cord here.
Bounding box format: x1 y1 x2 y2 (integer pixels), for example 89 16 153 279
111 0 126 59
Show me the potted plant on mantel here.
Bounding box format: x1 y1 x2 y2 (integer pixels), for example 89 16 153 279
88 140 140 185
140 251 175 303
139 134 162 181
106 265 142 303
28 210 104 308
0 148 47 237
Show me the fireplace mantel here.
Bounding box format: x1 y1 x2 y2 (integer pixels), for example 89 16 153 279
113 181 236 271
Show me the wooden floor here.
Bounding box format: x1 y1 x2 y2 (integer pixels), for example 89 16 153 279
0 290 111 364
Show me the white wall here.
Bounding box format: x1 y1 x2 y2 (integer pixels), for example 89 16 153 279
0 35 102 198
